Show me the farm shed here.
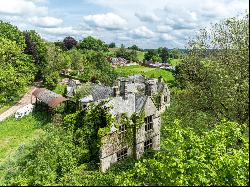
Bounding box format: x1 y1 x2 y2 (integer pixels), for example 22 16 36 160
32 88 68 108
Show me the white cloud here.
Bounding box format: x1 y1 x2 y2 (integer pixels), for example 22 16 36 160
28 16 63 28
41 27 81 35
0 0 48 15
39 27 93 39
160 33 176 41
83 12 127 30
28 0 48 3
130 26 155 39
156 25 173 33
135 12 161 22
0 0 248 48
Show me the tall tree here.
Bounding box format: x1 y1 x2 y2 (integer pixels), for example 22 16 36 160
24 30 48 80
42 43 66 89
144 49 160 62
108 42 116 48
128 44 141 51
175 13 249 124
158 47 169 63
0 20 26 50
0 37 35 104
79 36 108 52
170 48 183 59
63 36 78 50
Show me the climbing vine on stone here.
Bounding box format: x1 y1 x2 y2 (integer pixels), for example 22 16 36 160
63 100 114 164
152 91 163 109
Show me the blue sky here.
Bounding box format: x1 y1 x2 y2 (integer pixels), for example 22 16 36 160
0 0 249 48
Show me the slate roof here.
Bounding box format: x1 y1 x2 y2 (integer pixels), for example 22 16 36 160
135 95 147 112
91 84 113 101
80 84 113 102
32 88 68 108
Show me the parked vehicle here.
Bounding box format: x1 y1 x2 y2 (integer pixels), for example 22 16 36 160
15 104 34 119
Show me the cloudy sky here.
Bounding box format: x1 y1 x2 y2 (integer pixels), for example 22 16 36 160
0 0 248 48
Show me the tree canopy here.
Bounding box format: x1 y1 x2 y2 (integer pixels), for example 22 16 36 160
0 20 26 50
79 36 108 52
63 36 78 50
0 37 35 104
175 13 249 125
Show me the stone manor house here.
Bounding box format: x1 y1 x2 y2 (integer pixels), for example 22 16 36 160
66 74 171 172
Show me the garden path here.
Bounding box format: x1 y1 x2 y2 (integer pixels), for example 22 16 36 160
0 87 37 122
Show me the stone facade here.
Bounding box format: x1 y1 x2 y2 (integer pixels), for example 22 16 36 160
77 74 170 172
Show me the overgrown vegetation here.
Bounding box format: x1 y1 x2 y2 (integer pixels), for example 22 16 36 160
0 12 249 186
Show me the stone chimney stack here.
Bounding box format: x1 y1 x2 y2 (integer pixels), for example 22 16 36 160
113 79 121 97
113 86 119 97
145 81 153 96
120 78 128 100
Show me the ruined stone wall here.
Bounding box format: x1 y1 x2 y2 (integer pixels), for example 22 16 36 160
100 97 162 172
100 132 132 172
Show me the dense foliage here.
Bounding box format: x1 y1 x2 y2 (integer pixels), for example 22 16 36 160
24 30 48 80
127 44 142 51
0 13 249 186
42 43 66 89
0 37 35 104
175 13 249 125
158 47 169 63
110 120 249 186
144 47 171 63
4 102 114 185
63 36 78 50
108 42 116 48
63 49 117 85
0 21 26 50
115 44 139 62
79 36 108 52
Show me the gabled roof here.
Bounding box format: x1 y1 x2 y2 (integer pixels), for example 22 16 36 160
32 88 68 108
80 84 113 103
91 84 113 101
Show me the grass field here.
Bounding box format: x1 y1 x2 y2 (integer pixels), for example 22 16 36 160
169 58 183 66
115 65 175 86
0 115 45 163
0 115 46 183
108 48 145 61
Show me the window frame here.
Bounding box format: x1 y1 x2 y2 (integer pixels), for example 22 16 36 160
144 138 153 151
164 95 168 102
119 124 127 133
144 115 153 132
117 148 128 161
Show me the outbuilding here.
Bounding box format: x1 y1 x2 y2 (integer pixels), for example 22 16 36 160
32 88 68 111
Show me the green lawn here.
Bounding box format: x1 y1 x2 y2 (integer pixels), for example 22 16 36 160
0 115 45 162
115 65 175 85
169 58 183 66
0 115 45 183
108 48 145 61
